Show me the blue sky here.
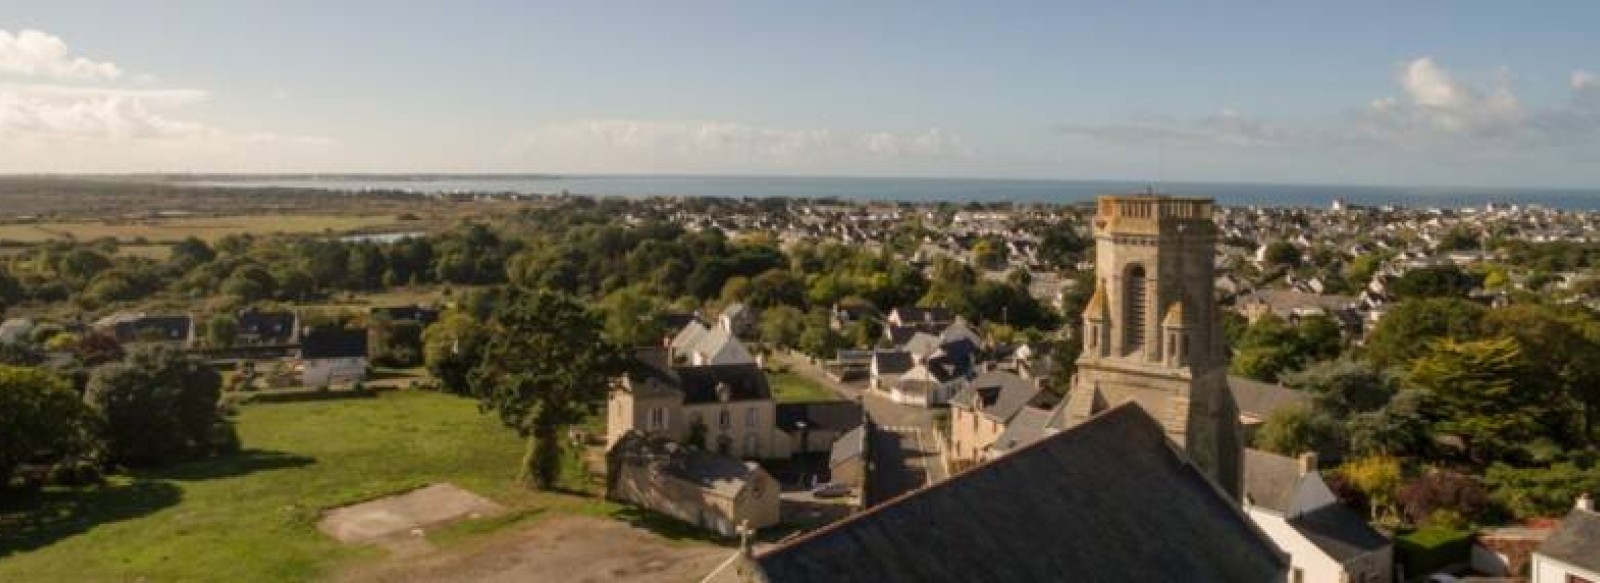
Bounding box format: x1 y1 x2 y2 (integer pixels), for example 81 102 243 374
2 1 1598 187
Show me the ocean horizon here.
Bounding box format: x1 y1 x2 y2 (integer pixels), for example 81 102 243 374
191 174 1600 211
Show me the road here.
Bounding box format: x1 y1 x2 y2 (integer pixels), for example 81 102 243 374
769 350 948 504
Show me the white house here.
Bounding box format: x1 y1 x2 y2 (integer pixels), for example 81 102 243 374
1243 450 1393 583
1531 494 1600 583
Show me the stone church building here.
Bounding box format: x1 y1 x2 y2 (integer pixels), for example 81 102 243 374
943 195 1246 500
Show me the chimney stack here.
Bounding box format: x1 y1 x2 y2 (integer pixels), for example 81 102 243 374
1579 493 1595 512
1297 452 1318 476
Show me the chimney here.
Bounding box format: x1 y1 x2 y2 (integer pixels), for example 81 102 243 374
1297 452 1318 476
1579 493 1595 512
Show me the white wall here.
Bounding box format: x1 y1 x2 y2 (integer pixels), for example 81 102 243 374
1248 508 1349 583
1532 555 1600 583
303 357 367 386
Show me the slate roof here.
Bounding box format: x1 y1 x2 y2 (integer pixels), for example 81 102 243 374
884 325 919 346
1289 505 1392 562
1538 505 1600 573
871 350 914 375
889 306 954 327
236 310 297 342
829 425 867 467
109 315 192 343
956 370 1040 422
608 431 760 498
745 404 1286 582
1243 449 1304 514
776 401 863 433
988 405 1053 455
1229 376 1310 421
629 358 773 405
300 327 369 359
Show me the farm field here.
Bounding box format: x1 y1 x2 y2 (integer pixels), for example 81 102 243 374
0 390 724 582
0 214 412 244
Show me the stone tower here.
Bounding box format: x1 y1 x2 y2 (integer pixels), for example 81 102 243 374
1062 194 1243 499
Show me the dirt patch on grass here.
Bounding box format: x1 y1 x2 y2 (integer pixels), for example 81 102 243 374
319 484 504 544
329 514 731 583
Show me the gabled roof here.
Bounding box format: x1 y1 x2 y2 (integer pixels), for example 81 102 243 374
607 431 761 499
960 370 1041 422
1243 449 1305 514
671 363 772 405
902 332 942 359
671 320 712 351
1229 376 1310 421
989 405 1053 456
871 350 914 375
776 401 862 433
1538 505 1600 573
829 425 867 467
743 405 1286 582
1289 505 1391 562
236 310 296 338
300 327 368 359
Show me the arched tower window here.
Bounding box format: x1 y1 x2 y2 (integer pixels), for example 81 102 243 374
1124 264 1146 353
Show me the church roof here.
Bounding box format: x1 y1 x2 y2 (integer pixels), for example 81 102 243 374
741 404 1286 582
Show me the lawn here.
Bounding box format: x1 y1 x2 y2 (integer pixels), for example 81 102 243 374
0 390 532 582
768 370 840 403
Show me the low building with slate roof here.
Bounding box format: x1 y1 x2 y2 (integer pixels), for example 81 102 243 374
774 401 862 455
96 312 195 347
1242 449 1392 583
234 309 298 346
606 430 780 537
297 327 369 386
702 404 1287 583
1532 494 1600 583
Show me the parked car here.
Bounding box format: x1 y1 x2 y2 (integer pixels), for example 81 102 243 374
811 482 852 498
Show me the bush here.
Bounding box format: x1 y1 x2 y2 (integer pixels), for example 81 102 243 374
1395 527 1472 579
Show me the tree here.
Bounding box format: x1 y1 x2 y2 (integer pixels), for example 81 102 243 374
1262 241 1302 267
597 285 667 348
1481 305 1600 441
467 290 625 489
1485 461 1600 520
421 309 488 394
1339 454 1403 523
83 346 230 466
73 331 125 367
1363 298 1485 368
1390 265 1479 300
1406 337 1548 465
1282 358 1395 417
204 313 240 348
0 365 101 485
1348 389 1434 457
1397 470 1490 526
759 305 806 350
1254 404 1342 457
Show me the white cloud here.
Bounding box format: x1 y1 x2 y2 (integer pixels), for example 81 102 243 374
513 119 972 173
0 84 213 140
1061 57 1599 155
0 29 121 81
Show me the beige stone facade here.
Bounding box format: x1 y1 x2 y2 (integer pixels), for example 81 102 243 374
1066 195 1244 499
606 432 781 537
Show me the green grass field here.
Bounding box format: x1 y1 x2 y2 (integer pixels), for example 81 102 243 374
768 371 840 403
0 390 531 582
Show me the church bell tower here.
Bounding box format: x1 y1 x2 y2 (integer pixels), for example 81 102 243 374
1067 195 1243 499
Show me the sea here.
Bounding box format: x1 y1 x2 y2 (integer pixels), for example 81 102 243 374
194 175 1600 211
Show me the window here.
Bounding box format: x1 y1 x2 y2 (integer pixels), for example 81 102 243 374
744 434 759 457
1124 265 1146 352
719 410 731 428
648 407 667 430
745 407 757 427
1291 568 1303 583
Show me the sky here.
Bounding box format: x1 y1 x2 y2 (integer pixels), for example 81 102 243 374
2 1 1599 187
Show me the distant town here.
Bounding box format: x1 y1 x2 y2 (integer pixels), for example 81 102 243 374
3 177 1599 582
